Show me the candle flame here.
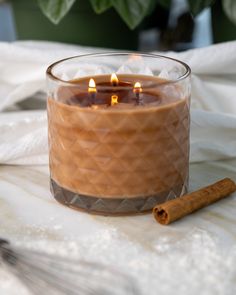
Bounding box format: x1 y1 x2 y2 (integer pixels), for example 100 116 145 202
111 95 118 106
133 82 142 93
88 78 97 93
111 73 119 85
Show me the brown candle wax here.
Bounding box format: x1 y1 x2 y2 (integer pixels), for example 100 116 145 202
48 74 190 215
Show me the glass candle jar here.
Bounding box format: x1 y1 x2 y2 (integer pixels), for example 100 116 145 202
46 53 191 215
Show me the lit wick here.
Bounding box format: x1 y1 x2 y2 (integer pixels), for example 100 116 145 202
110 73 119 106
88 78 97 105
111 95 118 106
133 82 142 104
111 73 118 86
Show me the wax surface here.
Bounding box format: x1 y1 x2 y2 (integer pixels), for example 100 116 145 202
56 74 181 107
48 75 190 201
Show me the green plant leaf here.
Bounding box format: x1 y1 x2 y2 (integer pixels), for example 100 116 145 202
89 0 112 14
158 0 172 9
187 0 215 16
38 0 76 24
222 0 236 25
111 0 156 29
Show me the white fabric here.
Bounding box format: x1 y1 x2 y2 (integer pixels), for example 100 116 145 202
0 40 236 165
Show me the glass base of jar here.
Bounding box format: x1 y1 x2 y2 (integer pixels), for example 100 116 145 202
50 179 188 216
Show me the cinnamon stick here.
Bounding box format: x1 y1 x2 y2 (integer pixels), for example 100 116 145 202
153 178 236 225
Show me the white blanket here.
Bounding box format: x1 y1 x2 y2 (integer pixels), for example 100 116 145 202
0 41 236 165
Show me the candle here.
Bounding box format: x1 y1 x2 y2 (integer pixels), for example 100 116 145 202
88 78 96 105
111 72 118 86
47 53 191 215
133 81 142 104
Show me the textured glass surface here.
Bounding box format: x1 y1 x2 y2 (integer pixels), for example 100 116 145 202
50 179 188 215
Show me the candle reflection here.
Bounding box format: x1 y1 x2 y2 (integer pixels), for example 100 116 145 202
111 95 118 106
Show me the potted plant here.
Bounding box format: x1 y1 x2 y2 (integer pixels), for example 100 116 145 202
10 0 156 49
211 0 236 42
10 0 236 49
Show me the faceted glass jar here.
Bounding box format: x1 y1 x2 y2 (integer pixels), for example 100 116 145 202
46 53 191 215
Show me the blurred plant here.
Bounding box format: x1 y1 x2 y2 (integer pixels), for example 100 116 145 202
38 0 156 29
37 0 236 29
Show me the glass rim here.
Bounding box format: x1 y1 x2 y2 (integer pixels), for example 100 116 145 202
46 52 191 88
